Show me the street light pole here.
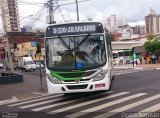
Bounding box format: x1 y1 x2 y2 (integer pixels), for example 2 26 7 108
75 0 79 21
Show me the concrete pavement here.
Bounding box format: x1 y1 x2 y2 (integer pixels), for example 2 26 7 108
0 70 48 101
136 63 160 70
114 63 160 70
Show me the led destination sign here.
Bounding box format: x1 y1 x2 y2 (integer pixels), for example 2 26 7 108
53 25 96 34
46 22 104 37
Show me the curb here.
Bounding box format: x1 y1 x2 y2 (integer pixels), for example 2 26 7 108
156 68 160 70
134 67 143 70
114 67 133 69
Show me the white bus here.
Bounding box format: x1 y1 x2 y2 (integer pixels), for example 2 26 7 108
45 22 114 94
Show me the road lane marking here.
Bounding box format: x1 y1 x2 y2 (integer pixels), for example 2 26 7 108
66 93 147 118
8 94 62 107
140 103 160 112
0 96 19 105
19 96 68 109
31 92 46 95
65 93 147 118
94 94 160 118
114 69 143 75
32 91 113 111
48 92 129 114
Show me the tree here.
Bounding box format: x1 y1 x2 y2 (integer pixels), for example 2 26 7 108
144 37 160 53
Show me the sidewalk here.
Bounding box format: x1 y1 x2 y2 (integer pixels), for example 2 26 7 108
114 63 160 70
136 63 160 70
0 70 47 102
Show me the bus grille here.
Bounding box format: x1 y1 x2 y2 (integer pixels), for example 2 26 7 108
66 84 88 90
63 78 91 82
57 71 96 78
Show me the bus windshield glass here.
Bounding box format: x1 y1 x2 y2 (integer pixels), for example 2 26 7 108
46 35 106 70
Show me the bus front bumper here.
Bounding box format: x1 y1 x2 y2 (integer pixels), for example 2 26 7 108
47 77 110 94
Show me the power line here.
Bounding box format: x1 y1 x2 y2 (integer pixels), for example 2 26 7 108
17 1 44 6
17 0 46 5
53 0 91 22
20 0 92 26
55 0 65 22
57 0 91 7
22 0 49 27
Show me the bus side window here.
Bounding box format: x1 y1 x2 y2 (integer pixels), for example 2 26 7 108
105 34 112 56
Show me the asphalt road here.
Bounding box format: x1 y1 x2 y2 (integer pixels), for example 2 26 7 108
0 69 160 118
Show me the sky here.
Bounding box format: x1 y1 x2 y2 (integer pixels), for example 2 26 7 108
1 0 160 32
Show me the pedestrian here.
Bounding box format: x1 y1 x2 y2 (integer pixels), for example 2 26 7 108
142 56 145 64
139 57 142 64
151 53 156 64
146 56 150 64
144 55 147 64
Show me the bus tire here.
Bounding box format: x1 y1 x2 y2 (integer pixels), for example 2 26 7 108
63 93 72 96
109 77 114 91
112 75 115 80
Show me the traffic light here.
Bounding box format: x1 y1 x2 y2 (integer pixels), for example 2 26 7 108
36 41 41 54
13 43 17 51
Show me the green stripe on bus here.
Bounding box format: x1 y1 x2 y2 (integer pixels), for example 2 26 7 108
50 71 83 81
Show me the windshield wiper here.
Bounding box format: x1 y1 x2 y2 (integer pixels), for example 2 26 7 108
69 34 90 51
58 36 70 49
77 34 90 47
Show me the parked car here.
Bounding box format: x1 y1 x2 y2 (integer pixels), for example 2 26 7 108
18 57 36 71
0 62 4 69
35 62 45 69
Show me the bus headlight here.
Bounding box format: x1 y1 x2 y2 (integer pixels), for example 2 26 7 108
47 75 62 84
93 70 107 81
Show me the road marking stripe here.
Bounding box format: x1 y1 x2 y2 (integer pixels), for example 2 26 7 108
65 93 147 118
8 94 62 107
127 104 160 118
48 92 129 114
140 103 160 112
94 94 160 118
19 97 66 109
0 96 19 105
32 91 113 111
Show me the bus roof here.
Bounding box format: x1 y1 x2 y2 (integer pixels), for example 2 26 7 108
47 21 103 27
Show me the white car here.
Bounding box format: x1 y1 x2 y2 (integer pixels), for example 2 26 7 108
35 62 44 69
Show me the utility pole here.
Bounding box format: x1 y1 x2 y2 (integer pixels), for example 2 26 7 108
0 4 13 70
35 31 43 91
75 0 79 21
47 0 55 24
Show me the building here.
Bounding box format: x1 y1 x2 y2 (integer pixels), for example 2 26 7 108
0 0 21 32
106 14 118 32
118 18 128 26
0 32 45 62
0 42 5 61
115 25 133 40
132 25 145 35
14 42 45 62
145 8 160 35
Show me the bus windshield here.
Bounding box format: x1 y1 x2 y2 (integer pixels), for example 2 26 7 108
46 35 106 70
